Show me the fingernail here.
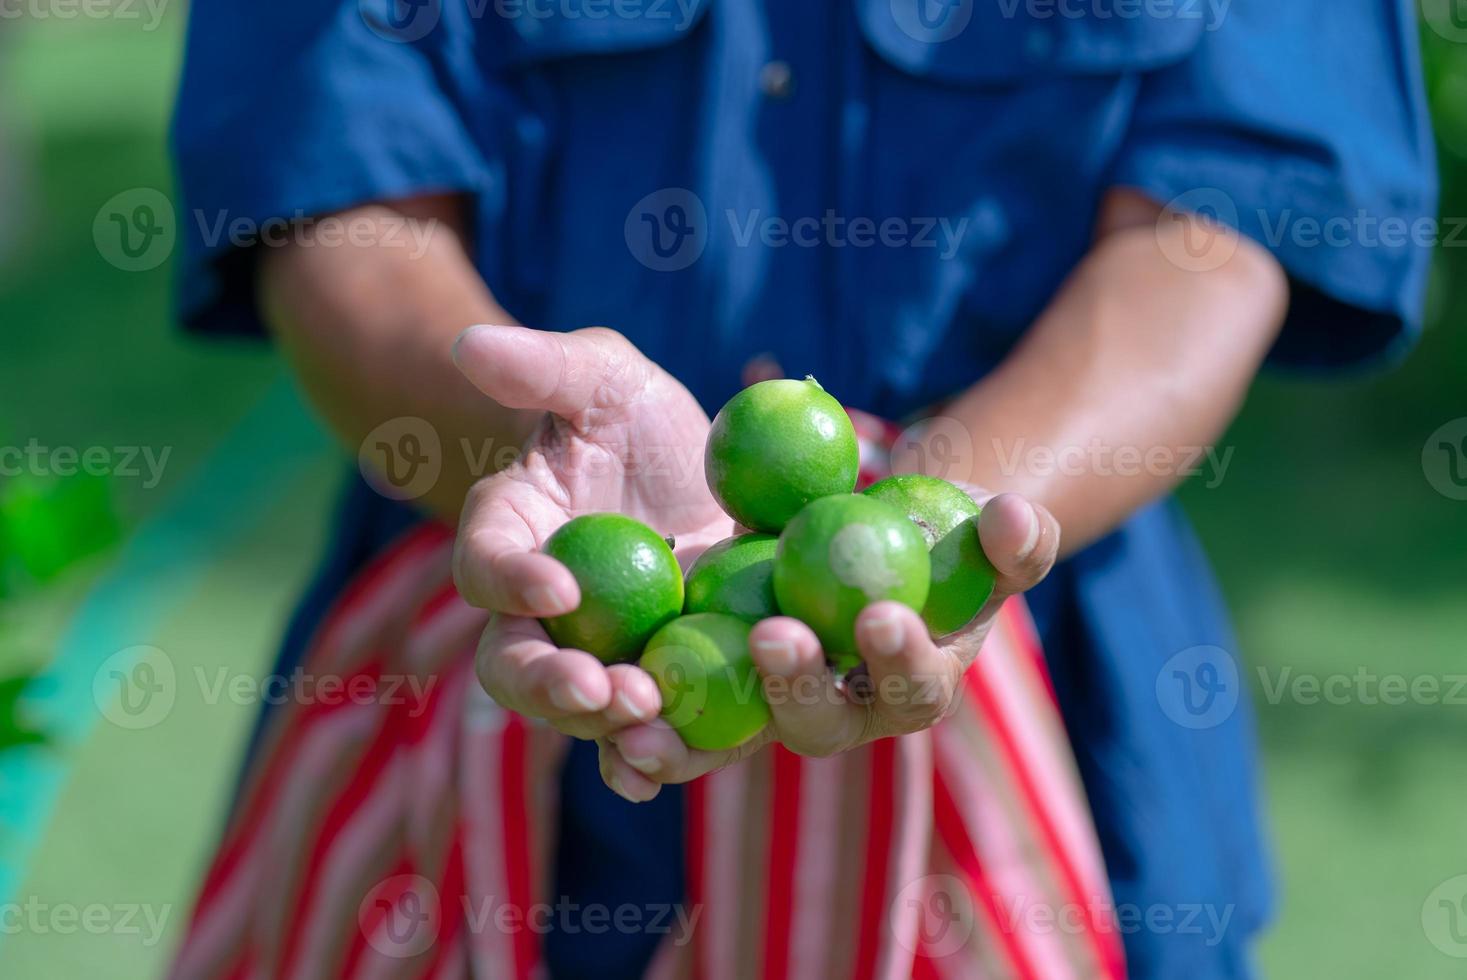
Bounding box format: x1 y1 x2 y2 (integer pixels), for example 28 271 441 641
527 584 570 616
862 615 904 657
549 679 599 713
614 688 655 723
1015 500 1041 561
753 639 798 677
620 752 661 776
607 770 633 801
451 325 484 367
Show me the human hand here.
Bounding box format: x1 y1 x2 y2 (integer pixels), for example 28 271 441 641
451 325 735 740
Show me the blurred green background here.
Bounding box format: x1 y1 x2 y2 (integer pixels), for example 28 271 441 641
1 8 1464 979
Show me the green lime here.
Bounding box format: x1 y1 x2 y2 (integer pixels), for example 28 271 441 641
640 613 771 751
684 533 779 621
772 494 930 670
540 513 683 664
863 474 996 635
704 377 859 532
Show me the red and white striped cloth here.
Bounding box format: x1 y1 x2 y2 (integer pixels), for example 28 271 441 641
169 411 1126 980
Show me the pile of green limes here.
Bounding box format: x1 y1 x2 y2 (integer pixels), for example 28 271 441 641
539 377 996 751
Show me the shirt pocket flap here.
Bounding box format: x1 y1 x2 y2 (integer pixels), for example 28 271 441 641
856 0 1207 85
481 0 711 69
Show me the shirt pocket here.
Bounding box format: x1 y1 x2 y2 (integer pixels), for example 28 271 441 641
844 0 1207 405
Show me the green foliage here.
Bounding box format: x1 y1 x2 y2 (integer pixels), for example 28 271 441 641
0 670 46 753
0 473 122 598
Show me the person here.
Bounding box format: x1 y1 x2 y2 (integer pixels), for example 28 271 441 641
166 2 1435 977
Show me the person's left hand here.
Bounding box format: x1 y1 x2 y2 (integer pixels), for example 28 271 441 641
597 490 1060 802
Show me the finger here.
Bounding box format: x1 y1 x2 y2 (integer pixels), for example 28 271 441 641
543 663 664 741
749 616 866 757
607 719 771 785
453 479 579 616
453 324 650 420
475 614 611 720
601 664 663 728
855 601 962 733
977 492 1061 601
598 738 661 803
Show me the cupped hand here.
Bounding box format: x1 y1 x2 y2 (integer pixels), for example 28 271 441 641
598 491 1061 802
451 324 736 741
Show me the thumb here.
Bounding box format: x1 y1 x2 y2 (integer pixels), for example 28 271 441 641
453 324 651 419
977 492 1061 601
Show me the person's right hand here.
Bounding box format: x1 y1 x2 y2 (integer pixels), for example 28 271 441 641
451 325 737 756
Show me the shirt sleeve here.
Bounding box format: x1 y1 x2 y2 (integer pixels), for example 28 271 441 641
1109 1 1437 372
170 1 490 337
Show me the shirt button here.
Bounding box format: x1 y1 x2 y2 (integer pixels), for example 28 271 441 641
759 60 795 100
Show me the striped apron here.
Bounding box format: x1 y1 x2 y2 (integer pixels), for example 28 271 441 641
168 411 1126 980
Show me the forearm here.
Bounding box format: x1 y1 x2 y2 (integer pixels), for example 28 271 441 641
258 194 537 519
938 205 1288 556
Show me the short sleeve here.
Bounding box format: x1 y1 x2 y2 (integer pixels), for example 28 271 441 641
171 2 490 337
1110 2 1437 372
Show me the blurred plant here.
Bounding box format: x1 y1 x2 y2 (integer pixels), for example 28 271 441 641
0 462 121 752
0 471 121 598
0 669 45 753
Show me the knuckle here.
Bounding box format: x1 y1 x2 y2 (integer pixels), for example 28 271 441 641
577 325 629 346
787 734 846 759
855 706 891 746
451 538 480 603
452 527 491 599
473 631 510 705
